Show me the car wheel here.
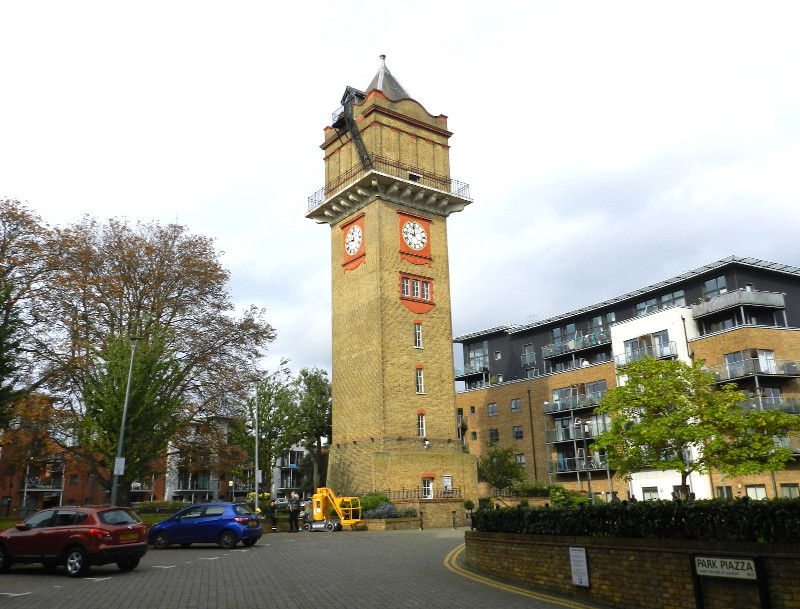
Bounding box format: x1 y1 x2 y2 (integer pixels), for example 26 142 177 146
65 547 90 577
242 538 257 547
218 530 237 549
152 531 171 549
324 522 335 532
117 558 140 571
0 545 11 573
303 523 312 532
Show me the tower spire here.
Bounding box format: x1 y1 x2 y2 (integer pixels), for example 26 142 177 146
365 54 410 100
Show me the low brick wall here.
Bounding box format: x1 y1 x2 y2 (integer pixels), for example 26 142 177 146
465 531 800 609
362 518 420 531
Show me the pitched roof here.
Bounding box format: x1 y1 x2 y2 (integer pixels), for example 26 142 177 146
365 55 410 100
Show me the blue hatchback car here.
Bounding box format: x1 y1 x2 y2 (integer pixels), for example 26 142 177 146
148 503 262 550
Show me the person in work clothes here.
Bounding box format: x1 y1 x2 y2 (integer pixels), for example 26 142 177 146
288 492 301 532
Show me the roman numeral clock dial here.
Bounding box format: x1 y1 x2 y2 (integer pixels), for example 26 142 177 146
402 221 427 250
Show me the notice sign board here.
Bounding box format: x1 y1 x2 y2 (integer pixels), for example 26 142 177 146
694 556 757 580
569 547 590 588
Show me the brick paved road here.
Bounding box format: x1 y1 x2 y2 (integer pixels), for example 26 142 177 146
0 528 603 609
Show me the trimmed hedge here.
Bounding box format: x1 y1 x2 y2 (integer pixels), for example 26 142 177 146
472 497 800 543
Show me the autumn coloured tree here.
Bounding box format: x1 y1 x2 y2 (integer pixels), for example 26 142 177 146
593 357 800 494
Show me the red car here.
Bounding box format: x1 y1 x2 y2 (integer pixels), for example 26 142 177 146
0 506 148 577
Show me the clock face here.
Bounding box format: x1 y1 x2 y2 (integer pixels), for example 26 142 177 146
344 224 363 255
402 221 427 250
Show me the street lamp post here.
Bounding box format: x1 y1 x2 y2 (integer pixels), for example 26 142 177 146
110 340 137 506
574 417 594 505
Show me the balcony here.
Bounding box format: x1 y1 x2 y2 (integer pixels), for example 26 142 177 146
547 456 609 474
705 358 800 382
21 477 63 491
691 289 785 318
543 390 607 414
521 352 536 367
454 362 490 381
614 341 678 367
741 397 800 414
542 331 611 359
306 156 471 224
545 421 608 444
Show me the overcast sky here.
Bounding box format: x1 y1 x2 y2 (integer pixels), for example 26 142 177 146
2 1 799 375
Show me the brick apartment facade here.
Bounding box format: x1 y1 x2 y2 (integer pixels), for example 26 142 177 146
455 256 800 501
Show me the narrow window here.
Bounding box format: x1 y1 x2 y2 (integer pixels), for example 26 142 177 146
421 478 433 499
510 398 521 413
487 403 497 416
489 429 499 442
417 413 426 437
416 368 425 394
412 279 420 298
414 322 423 348
513 425 524 440
421 281 430 300
401 277 410 297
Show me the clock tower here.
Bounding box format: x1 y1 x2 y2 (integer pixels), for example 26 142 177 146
306 56 477 514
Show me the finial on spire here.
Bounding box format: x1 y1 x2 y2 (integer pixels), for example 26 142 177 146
366 54 410 100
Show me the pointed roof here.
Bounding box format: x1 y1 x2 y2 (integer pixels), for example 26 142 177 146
365 55 410 100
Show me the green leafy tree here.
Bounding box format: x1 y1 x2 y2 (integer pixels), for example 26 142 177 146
77 330 186 505
0 281 24 426
231 361 297 494
477 443 525 491
289 368 331 492
593 357 800 494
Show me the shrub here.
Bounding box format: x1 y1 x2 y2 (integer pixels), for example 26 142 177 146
132 500 188 514
361 492 391 512
364 502 417 519
463 499 475 511
478 497 493 510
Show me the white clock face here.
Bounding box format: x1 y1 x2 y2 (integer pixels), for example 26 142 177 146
402 221 427 250
344 224 363 255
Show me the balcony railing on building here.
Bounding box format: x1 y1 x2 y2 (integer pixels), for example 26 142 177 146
741 397 800 414
614 341 678 367
691 288 786 318
547 456 609 474
454 362 490 381
308 156 471 212
21 477 63 491
542 331 611 359
383 487 462 501
705 358 800 382
545 420 609 444
543 390 607 414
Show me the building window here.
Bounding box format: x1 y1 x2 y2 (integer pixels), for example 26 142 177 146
716 486 733 499
421 478 433 499
421 281 430 300
494 350 501 360
510 398 521 413
513 425 523 440
487 403 497 417
401 277 410 297
470 431 477 441
489 429 499 443
412 279 420 298
641 487 659 501
745 484 767 500
400 273 432 302
496 374 503 383
660 289 685 308
442 475 453 493
515 453 526 465
70 474 78 486
635 298 658 316
415 368 425 394
417 413 426 437
469 406 475 414
704 275 727 298
521 344 535 367
781 484 800 499
414 322 423 348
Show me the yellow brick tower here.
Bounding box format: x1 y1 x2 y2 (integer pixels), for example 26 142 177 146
306 56 477 511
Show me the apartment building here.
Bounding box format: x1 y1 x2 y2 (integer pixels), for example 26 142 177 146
454 256 800 501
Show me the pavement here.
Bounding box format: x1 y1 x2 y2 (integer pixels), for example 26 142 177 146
0 527 607 609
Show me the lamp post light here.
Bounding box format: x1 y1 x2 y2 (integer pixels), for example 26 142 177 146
110 339 137 507
574 417 594 505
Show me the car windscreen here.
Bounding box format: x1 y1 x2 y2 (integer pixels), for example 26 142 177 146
98 509 141 525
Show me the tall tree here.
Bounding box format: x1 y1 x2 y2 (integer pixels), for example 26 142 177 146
230 360 297 496
290 368 331 492
477 443 526 492
0 281 24 426
78 330 187 505
593 357 800 493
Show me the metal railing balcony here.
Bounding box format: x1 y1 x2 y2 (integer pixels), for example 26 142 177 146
614 341 678 367
547 457 609 474
741 397 800 414
21 478 63 491
454 362 490 379
521 352 536 367
543 390 607 414
545 422 608 444
308 156 470 211
691 289 785 318
542 331 611 359
705 358 800 381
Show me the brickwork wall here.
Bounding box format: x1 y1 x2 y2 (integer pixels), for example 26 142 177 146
465 531 800 609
